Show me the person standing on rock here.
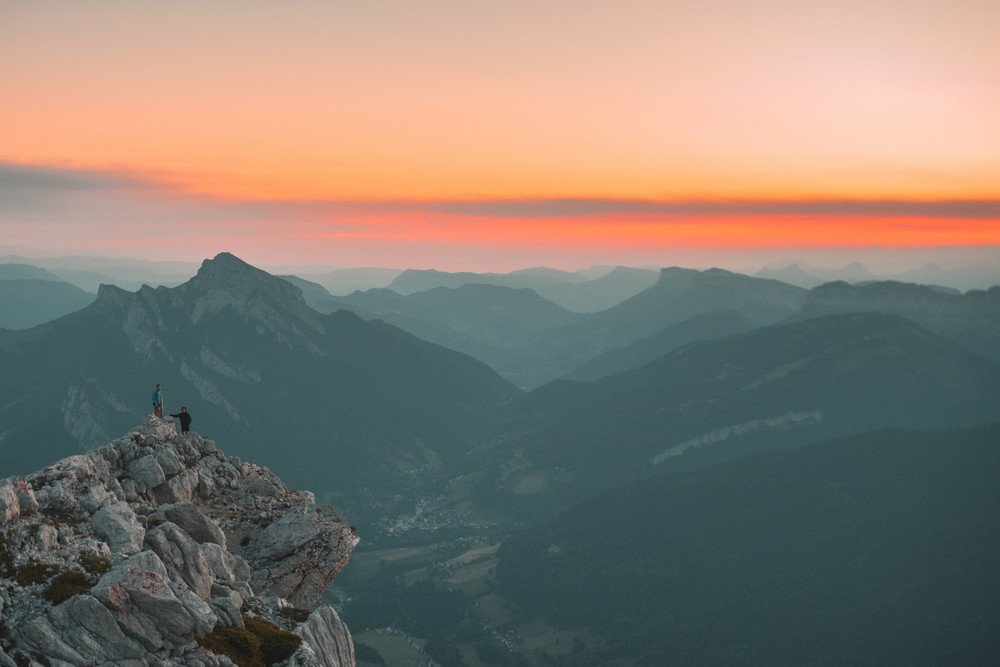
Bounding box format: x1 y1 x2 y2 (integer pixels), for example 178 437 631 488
170 406 192 436
151 383 163 418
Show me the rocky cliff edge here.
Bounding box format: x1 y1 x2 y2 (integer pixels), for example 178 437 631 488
0 416 359 667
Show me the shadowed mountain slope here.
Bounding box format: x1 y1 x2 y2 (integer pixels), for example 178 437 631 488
338 283 580 375
0 263 66 282
467 313 1000 515
0 263 95 329
564 309 754 381
497 423 1000 666
0 279 96 330
0 253 519 508
534 266 659 312
494 268 808 387
589 267 806 338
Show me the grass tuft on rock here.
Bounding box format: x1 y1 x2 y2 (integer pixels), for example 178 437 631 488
78 551 111 576
278 606 311 624
198 614 302 667
43 568 92 604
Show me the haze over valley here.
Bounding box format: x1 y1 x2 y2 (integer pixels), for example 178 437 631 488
1 250 998 666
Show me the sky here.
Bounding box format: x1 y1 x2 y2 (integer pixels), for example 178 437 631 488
2 0 999 271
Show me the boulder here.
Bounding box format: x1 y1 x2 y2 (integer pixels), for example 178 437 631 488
151 502 227 547
92 501 145 554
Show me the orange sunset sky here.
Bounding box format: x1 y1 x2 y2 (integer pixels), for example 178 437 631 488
2 0 999 271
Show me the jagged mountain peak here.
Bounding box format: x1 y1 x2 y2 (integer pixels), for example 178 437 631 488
0 416 357 665
94 282 132 302
198 251 259 275
190 252 302 299
175 253 322 331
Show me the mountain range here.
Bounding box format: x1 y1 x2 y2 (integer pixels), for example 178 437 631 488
331 267 809 389
457 312 1000 518
4 251 1000 665
0 255 199 292
802 280 1000 364
383 266 660 313
0 253 517 516
753 260 1000 291
0 263 95 329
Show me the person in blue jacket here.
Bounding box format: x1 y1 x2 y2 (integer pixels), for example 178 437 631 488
152 383 163 418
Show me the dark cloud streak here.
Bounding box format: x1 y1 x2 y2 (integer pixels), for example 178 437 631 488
1 162 998 222
429 198 1000 220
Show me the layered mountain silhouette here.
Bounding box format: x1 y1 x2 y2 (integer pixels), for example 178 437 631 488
588 267 806 338
0 263 95 329
294 266 402 295
496 267 808 387
465 312 1000 515
380 265 658 313
0 255 197 292
563 309 755 381
890 263 1000 291
0 253 518 510
333 267 809 389
802 280 1000 364
7 250 999 665
338 283 580 376
387 267 584 296
530 266 658 312
754 261 878 288
497 423 1000 665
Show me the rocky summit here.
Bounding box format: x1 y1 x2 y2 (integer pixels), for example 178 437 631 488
0 417 359 667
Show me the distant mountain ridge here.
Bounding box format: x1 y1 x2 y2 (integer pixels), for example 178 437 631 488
463 312 1000 516
0 253 519 515
0 263 66 282
563 309 755 381
330 267 806 389
537 266 659 312
754 261 877 288
801 280 1000 364
490 267 808 387
381 265 658 313
0 263 95 329
338 283 580 377
387 267 584 296
0 255 198 292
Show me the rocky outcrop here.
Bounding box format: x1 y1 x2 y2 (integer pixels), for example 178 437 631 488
0 416 359 666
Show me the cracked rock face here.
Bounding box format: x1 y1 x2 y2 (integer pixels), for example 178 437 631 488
0 416 359 666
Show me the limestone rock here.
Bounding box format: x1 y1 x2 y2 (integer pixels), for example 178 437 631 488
292 605 356 667
0 482 20 522
91 549 216 650
128 454 166 490
0 416 358 666
151 501 227 547
144 522 215 600
92 501 145 554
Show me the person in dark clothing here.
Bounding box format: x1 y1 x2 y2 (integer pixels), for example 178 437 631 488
170 406 192 436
